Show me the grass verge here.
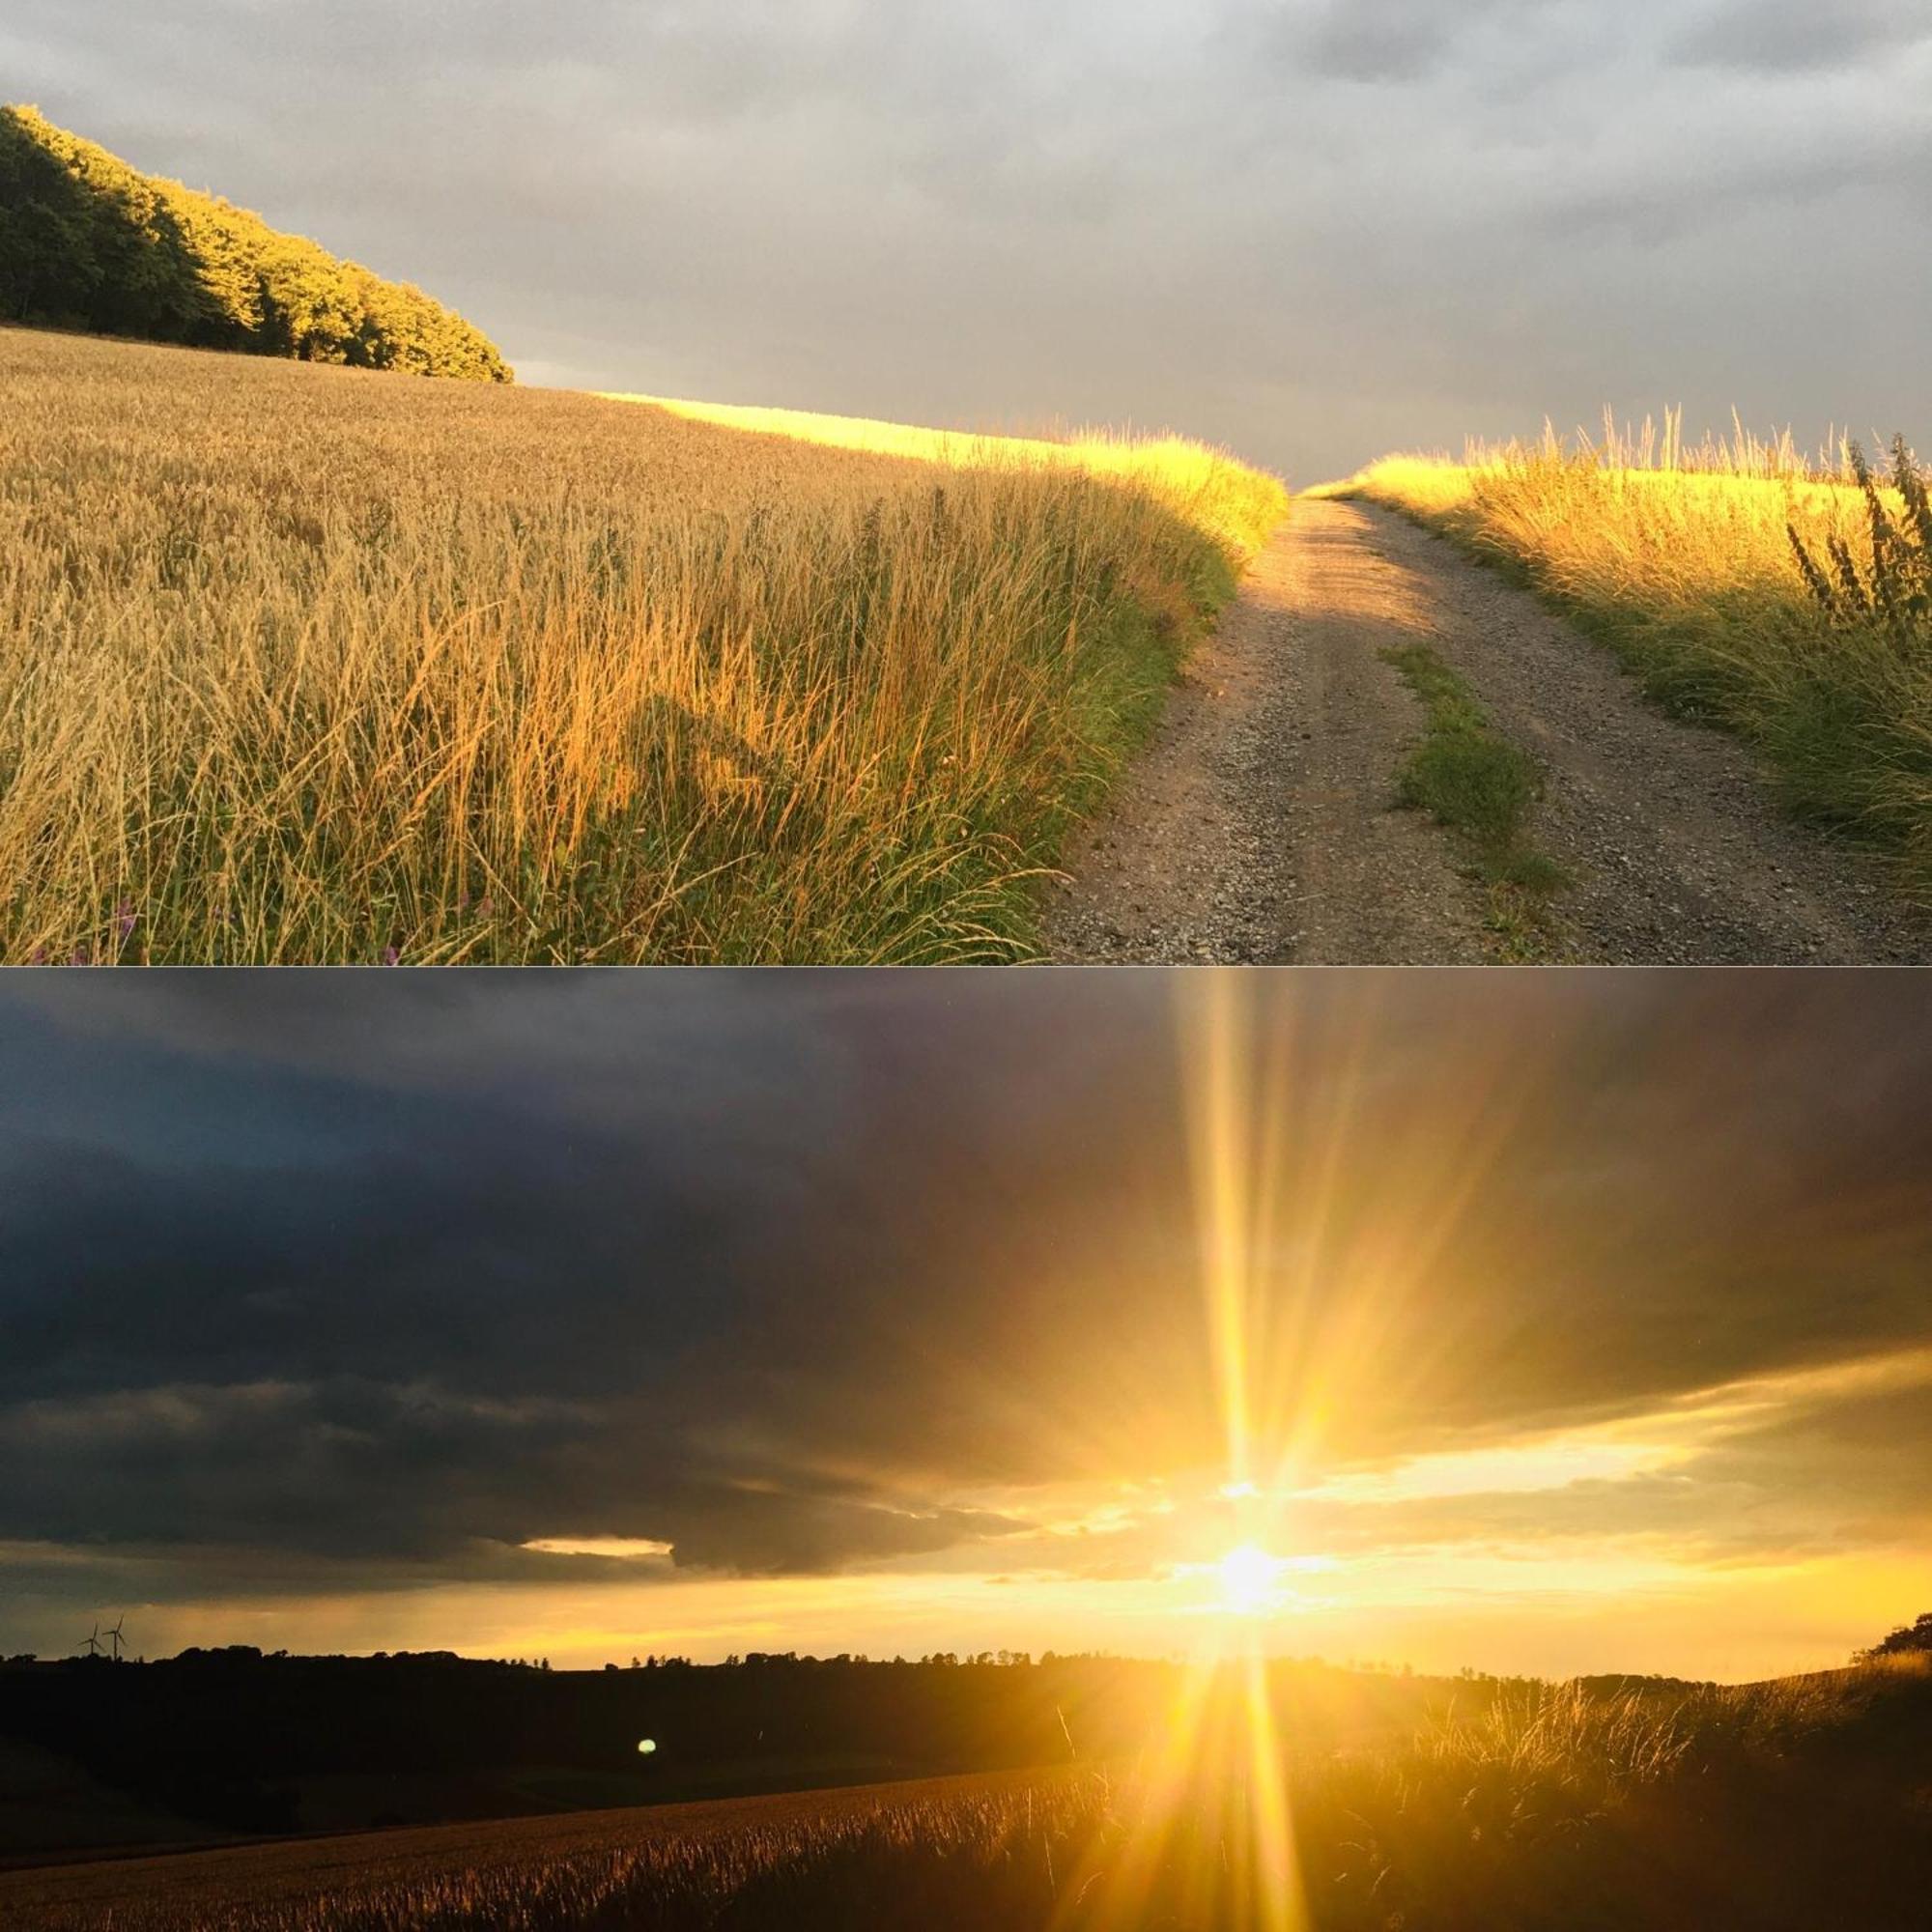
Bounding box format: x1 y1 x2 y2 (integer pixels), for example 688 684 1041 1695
1380 639 1567 956
1334 426 1932 906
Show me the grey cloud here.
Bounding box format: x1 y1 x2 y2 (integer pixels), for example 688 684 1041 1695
1300 0 1481 83
1671 1378 1932 1554
1529 128 1932 246
1234 0 1564 90
9 0 1929 478
1673 0 1932 74
0 1367 1035 1583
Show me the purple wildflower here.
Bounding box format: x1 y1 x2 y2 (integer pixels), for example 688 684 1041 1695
382 945 401 966
116 898 137 942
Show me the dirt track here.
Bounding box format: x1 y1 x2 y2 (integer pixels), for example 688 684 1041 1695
1043 497 1932 965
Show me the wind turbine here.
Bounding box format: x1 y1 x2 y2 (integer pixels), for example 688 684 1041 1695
105 1615 128 1662
78 1624 102 1659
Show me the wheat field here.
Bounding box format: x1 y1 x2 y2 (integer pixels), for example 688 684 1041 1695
1331 417 1932 888
0 327 1285 964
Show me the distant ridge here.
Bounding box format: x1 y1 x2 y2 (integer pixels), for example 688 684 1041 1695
0 104 510 381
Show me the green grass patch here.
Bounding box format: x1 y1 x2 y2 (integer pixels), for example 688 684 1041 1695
1381 639 1568 956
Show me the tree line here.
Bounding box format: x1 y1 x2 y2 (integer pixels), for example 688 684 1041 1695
0 103 510 380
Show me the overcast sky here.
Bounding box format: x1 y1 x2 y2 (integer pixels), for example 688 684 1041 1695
5 970 1930 1680
7 1 1930 477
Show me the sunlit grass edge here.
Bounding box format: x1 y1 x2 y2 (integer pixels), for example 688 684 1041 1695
1320 416 1932 902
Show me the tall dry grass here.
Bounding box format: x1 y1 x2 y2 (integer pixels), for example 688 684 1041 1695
1334 415 1932 895
0 327 1285 963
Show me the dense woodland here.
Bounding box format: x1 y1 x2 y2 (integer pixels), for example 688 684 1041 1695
0 105 509 380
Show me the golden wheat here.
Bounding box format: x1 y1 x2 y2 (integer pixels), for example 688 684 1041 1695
0 327 1285 964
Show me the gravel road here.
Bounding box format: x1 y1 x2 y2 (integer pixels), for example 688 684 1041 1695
1043 497 1932 964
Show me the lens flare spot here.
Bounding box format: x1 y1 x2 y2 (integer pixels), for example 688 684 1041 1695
1218 1544 1287 1615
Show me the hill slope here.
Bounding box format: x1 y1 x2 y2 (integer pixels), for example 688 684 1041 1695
0 105 508 380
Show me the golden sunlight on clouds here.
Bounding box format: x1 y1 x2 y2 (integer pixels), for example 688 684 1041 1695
99 1321 1932 1681
120 1167 1927 1687
521 1538 675 1560
15 971 1929 1690
1289 1432 1677 1506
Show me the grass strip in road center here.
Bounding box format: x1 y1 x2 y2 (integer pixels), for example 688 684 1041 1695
1380 640 1568 956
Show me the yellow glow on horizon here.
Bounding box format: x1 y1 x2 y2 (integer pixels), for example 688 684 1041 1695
119 1537 1926 1686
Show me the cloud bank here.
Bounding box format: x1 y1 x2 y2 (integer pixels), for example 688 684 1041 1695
4 969 1931 1667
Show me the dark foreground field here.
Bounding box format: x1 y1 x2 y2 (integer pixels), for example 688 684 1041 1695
5 1659 1929 1931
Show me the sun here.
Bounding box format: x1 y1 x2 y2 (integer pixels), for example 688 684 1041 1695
1217 1543 1286 1615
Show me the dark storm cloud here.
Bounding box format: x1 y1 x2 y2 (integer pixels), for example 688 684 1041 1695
0 972 1196 1588
4 970 1932 1638
6 1 1928 479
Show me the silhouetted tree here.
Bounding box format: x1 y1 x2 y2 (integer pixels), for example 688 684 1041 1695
1861 1611 1932 1660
